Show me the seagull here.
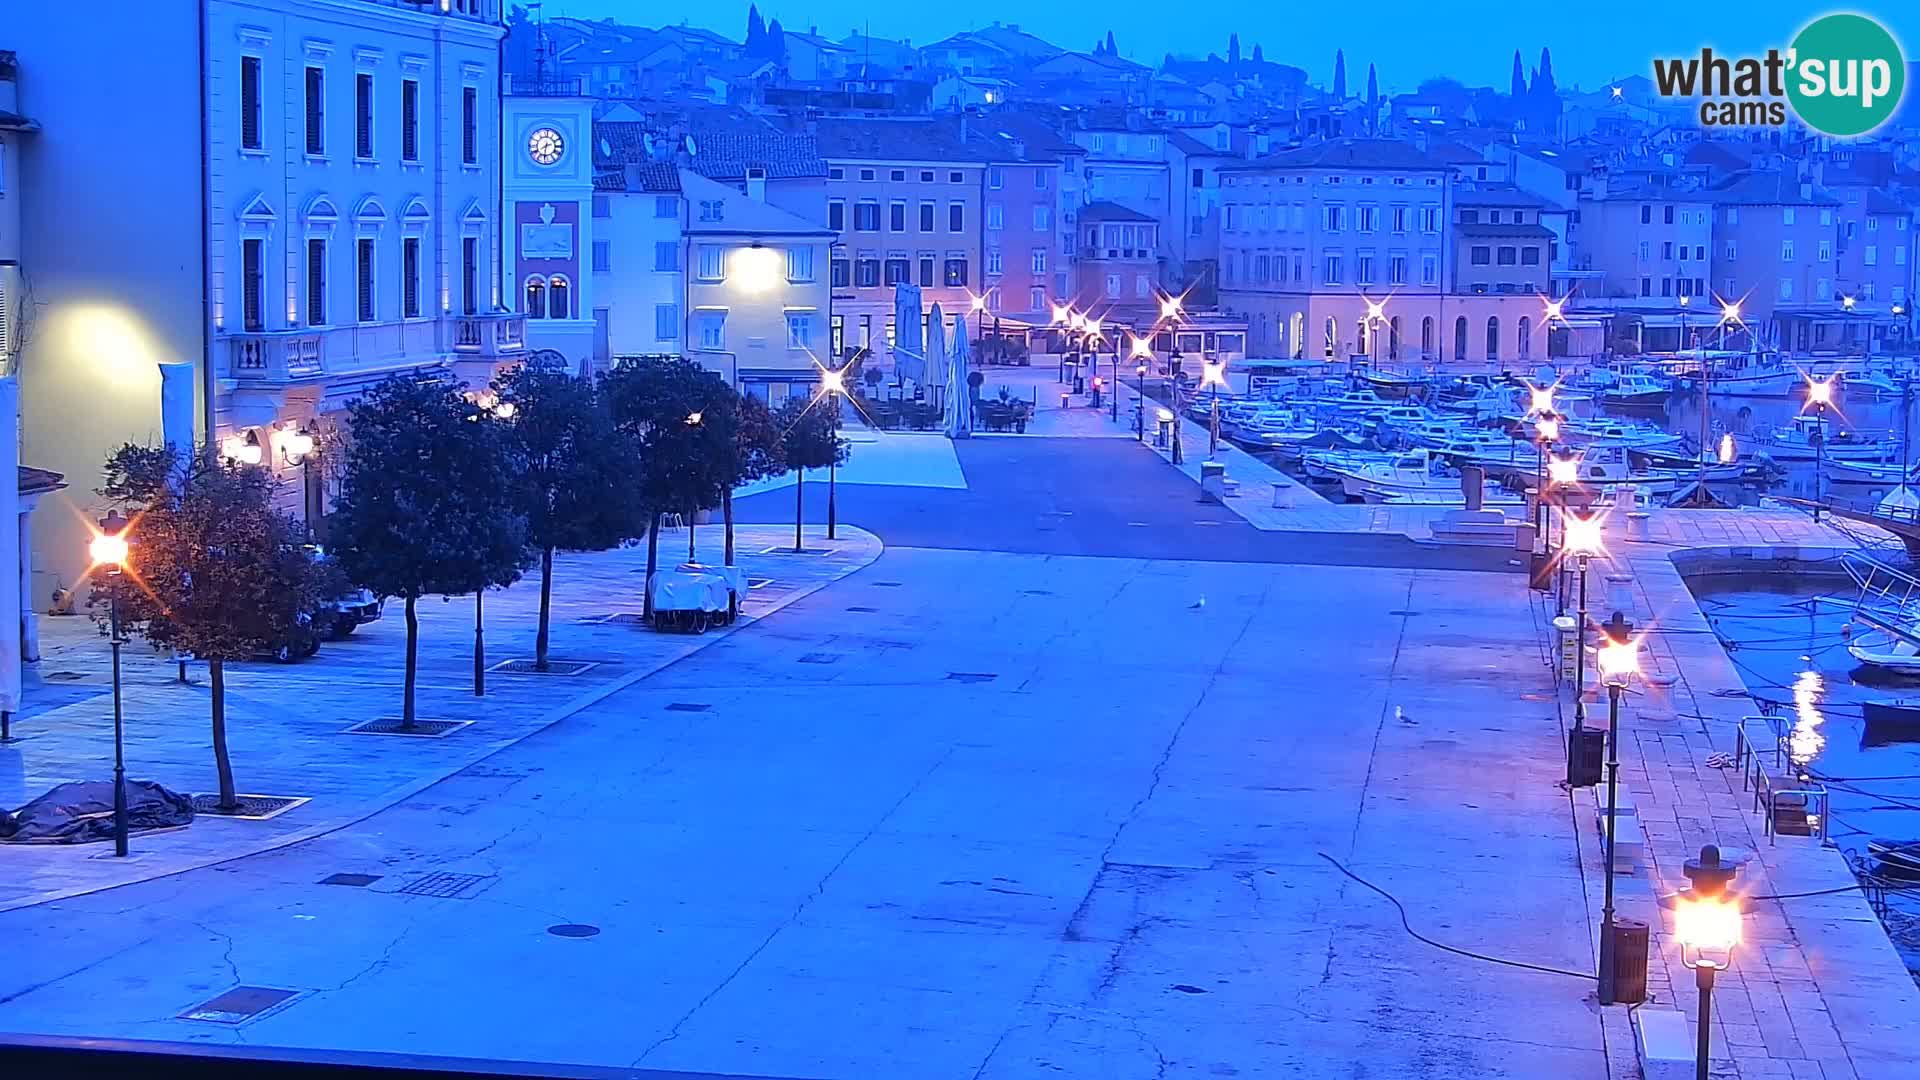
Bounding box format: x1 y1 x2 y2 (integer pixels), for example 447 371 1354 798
1396 705 1416 725
1190 595 1206 610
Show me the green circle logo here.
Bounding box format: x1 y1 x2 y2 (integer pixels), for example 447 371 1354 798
1787 14 1905 137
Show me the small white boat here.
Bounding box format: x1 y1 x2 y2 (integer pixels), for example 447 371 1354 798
1762 415 1902 462
1328 449 1505 503
1841 370 1907 399
1600 372 1672 408
1825 459 1914 484
1847 623 1920 674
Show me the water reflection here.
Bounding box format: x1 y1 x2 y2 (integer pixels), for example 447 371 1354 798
1792 669 1827 766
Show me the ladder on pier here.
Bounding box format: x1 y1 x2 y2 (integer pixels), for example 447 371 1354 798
1841 551 1920 648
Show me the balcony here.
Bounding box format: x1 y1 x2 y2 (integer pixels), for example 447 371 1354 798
225 318 458 385
452 312 526 358
227 330 325 384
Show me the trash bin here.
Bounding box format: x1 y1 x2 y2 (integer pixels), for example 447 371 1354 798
1199 461 1226 503
1568 725 1605 788
1607 918 1649 1003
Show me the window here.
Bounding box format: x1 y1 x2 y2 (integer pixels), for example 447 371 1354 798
829 167 844 180
1726 242 1738 261
859 168 875 181
1388 254 1407 285
355 73 373 159
855 202 880 231
655 195 677 219
986 248 1003 274
1661 241 1673 259
697 245 724 281
1325 205 1344 231
655 304 678 342
356 238 376 321
920 170 934 182
1105 273 1121 298
884 257 910 285
1036 170 1048 189
890 169 905 182
1358 206 1377 232
988 167 1004 189
1031 248 1047 273
831 257 850 287
655 241 678 272
1817 240 1831 262
1783 207 1797 226
699 200 725 223
1520 247 1540 266
525 276 546 318
889 201 906 231
1421 252 1438 285
305 239 327 325
592 240 611 273
1421 207 1439 233
1661 277 1673 297
304 66 325 155
241 237 264 330
697 311 725 349
1191 168 1204 188
828 200 846 231
918 257 935 287
461 237 478 314
1323 253 1343 283
1030 286 1046 310
944 258 968 287
1664 205 1674 225
787 246 814 282
919 203 935 231
1033 205 1050 229
1392 207 1407 232
1470 246 1491 266
1460 209 1479 224
987 204 1003 230
1781 240 1795 261
787 313 813 349
949 171 963 183
401 79 419 162
1357 254 1375 283
462 87 477 164
949 203 965 232
1496 247 1517 266
1820 208 1833 226
1779 277 1794 300
1640 276 1651 296
1640 205 1651 225
241 56 262 150
855 258 880 287
402 237 421 318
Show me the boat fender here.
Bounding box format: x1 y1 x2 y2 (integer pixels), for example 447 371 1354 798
1842 623 1852 639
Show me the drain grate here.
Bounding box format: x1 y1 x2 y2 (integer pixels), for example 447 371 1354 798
846 606 879 613
489 659 598 676
192 794 309 821
547 923 601 938
181 986 299 1024
947 672 997 684
319 872 382 887
344 718 472 738
665 702 711 712
1388 610 1421 617
799 652 842 664
398 871 494 899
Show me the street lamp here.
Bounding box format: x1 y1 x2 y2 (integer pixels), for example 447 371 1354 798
969 291 989 355
1805 377 1834 522
1547 453 1580 613
1595 614 1638 1004
1674 880 1742 1080
1135 362 1148 440
819 366 847 540
1363 295 1388 373
1533 414 1560 550
1563 512 1605 728
1201 356 1227 459
89 512 133 858
1168 347 1186 465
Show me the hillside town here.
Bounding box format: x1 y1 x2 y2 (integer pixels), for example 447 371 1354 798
7 5 1920 1080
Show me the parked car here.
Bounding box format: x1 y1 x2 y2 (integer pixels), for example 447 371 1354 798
326 587 383 639
260 611 325 663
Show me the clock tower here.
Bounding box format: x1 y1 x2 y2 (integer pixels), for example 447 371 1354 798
502 83 596 370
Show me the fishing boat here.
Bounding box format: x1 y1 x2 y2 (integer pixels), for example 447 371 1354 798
1560 418 1688 453
1598 372 1672 409
1759 415 1902 462
1358 369 1431 400
1683 351 1802 397
1846 623 1920 674
1840 370 1907 399
1823 458 1915 485
1325 449 1506 503
1313 388 1396 416
1440 384 1529 421
1301 448 1388 481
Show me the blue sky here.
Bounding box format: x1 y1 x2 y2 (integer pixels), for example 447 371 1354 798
536 2 1920 94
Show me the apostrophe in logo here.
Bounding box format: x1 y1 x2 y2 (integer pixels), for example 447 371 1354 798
1650 13 1906 137
1786 13 1904 137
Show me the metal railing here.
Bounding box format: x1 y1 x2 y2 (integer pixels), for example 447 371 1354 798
1732 714 1831 845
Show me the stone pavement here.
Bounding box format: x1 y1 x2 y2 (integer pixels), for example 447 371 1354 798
0 524 881 912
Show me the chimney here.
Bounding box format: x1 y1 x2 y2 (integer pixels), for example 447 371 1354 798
747 166 768 201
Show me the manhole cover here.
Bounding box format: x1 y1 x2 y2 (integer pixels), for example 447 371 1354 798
181 986 299 1024
947 672 997 684
319 872 382 887
666 702 711 712
846 606 879 613
192 794 308 821
871 581 903 587
799 652 842 664
344 718 472 738
489 659 598 676
399 872 494 899
1194 520 1224 527
1171 984 1209 995
547 923 601 938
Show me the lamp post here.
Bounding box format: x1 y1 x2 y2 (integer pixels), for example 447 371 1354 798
821 366 846 540
1595 614 1638 1004
1548 454 1580 616
1135 360 1149 440
90 513 132 857
468 393 516 696
1169 347 1186 465
1806 377 1834 522
1202 356 1227 460
1564 512 1604 729
280 426 319 535
1673 860 1742 1080
1363 295 1387 375
1535 415 1560 547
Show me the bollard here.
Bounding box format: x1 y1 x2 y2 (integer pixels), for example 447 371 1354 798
1626 510 1651 541
1155 417 1172 448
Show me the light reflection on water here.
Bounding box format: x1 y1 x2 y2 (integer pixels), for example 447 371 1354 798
1792 669 1828 767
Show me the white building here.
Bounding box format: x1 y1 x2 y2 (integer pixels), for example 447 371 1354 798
12 0 516 601
592 161 686 360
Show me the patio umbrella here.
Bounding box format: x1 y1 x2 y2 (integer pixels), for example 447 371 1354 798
893 284 926 386
924 304 949 409
946 316 974 439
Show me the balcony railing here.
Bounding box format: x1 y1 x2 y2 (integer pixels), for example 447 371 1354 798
228 330 325 383
452 312 527 358
226 318 460 384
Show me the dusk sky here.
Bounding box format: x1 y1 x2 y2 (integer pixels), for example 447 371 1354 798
536 2 1920 93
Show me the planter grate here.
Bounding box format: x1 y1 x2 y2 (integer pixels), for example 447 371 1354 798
547 923 601 938
319 873 382 887
192 794 309 821
489 658 598 676
181 986 299 1024
344 718 472 738
947 672 998 684
870 581 903 587
666 702 711 712
845 606 880 613
761 546 834 556
798 652 842 664
398 871 494 899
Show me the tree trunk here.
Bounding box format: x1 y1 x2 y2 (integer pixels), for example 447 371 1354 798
794 471 804 552
535 545 554 671
643 511 662 621
687 505 697 562
402 595 419 730
723 486 735 566
211 659 237 810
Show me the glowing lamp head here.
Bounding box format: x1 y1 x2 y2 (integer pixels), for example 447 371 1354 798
1131 336 1153 359
1719 433 1736 464
686 411 703 426
1843 295 1856 310
730 244 783 293
1674 894 1742 963
820 368 846 395
1597 638 1639 686
1085 317 1103 340
1051 303 1072 326
1563 513 1605 557
1156 408 1174 423
1547 455 1580 486
1806 378 1834 407
1202 359 1227 387
221 433 264 466
1136 363 1147 376
1364 297 1388 322
1678 293 1691 308
1896 304 1907 316
1721 299 1741 323
493 400 517 420
1069 312 1086 331
969 293 988 314
89 530 129 568
1543 297 1565 321
1159 295 1182 320
1529 386 1555 415
1537 417 1561 442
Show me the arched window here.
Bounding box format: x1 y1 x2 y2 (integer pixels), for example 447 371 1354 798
549 275 571 320
1485 316 1500 361
1388 316 1402 361
1356 318 1368 356
1453 316 1468 360
1290 312 1304 359
1421 316 1435 357
524 276 547 319
1518 315 1533 360
1323 316 1337 359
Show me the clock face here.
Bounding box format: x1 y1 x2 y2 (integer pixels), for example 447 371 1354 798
528 127 564 166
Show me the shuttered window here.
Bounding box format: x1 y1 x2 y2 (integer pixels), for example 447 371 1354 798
304 67 324 154
306 239 327 325
240 56 262 149
356 238 375 322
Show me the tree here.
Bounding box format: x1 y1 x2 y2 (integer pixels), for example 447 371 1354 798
602 357 723 619
766 18 786 64
745 4 765 55
1104 31 1116 57
720 393 787 566
1366 64 1379 133
775 395 847 553
1228 34 1240 65
1510 50 1527 101
493 356 645 671
331 377 527 729
96 446 327 811
1333 49 1347 100
1252 44 1264 65
1532 47 1560 133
